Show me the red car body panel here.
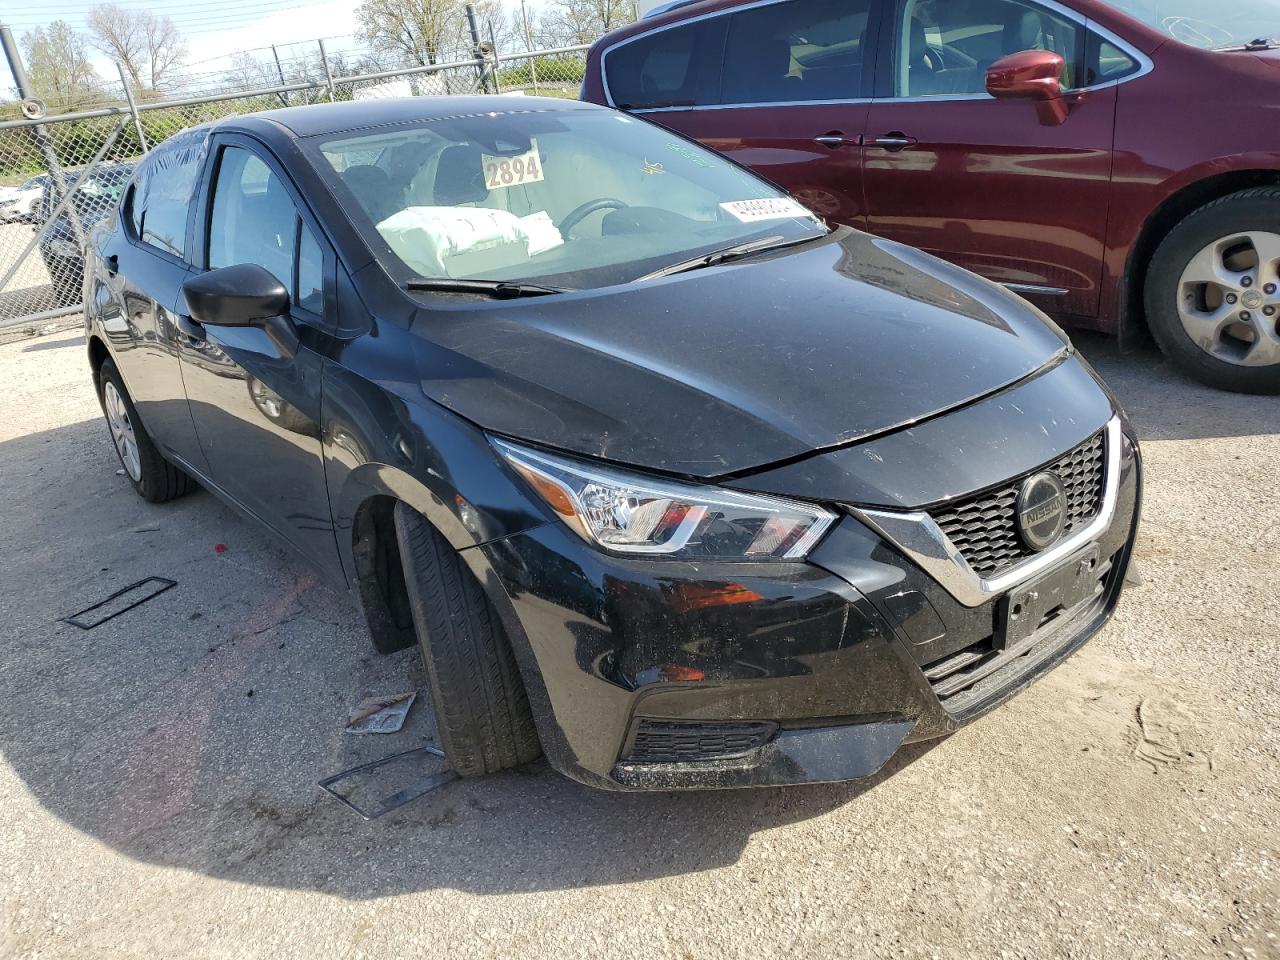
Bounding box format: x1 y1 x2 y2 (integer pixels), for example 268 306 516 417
582 0 1280 335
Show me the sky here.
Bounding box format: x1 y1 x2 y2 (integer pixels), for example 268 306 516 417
1 0 524 92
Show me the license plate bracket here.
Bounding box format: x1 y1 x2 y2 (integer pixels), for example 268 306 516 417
995 544 1103 650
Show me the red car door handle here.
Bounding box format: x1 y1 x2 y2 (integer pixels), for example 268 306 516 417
872 133 919 151
814 133 856 148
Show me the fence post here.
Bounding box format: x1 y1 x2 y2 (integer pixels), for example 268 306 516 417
519 0 540 94
0 24 85 249
116 61 148 154
487 20 502 94
464 4 491 94
317 38 336 103
271 45 290 107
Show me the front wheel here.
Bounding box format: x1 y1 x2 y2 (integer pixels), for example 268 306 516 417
393 503 541 777
1144 188 1280 394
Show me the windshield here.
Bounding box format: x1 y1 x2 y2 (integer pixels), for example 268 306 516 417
307 109 826 291
1102 0 1279 48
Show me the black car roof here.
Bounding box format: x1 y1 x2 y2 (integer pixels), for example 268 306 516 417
219 95 606 140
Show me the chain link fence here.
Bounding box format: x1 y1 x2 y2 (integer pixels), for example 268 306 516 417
0 44 590 334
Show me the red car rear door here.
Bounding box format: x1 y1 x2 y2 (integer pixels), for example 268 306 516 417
860 0 1131 322
603 0 880 229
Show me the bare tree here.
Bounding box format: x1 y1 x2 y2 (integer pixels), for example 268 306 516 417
87 4 188 93
355 0 469 66
20 21 102 111
540 0 634 47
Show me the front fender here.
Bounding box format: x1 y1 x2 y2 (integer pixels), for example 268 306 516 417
323 357 553 586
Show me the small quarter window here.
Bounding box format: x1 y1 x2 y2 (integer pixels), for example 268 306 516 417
1087 33 1140 84
297 222 324 313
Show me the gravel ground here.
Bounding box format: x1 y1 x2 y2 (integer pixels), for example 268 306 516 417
0 328 1276 960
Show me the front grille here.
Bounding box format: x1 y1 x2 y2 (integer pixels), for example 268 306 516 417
929 432 1105 578
624 720 777 764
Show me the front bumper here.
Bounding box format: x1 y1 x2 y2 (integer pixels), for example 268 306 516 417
472 421 1142 791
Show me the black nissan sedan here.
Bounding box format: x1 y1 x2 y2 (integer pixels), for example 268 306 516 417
84 97 1141 790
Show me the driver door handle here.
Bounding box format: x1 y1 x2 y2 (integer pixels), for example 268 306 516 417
872 133 919 151
814 132 856 148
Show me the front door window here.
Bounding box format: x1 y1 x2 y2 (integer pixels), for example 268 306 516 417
895 0 1081 98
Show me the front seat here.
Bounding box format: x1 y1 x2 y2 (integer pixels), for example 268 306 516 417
433 144 489 207
341 164 398 225
906 16 938 96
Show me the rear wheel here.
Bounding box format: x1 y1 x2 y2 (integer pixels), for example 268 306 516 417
393 502 541 776
1145 188 1280 394
98 359 196 503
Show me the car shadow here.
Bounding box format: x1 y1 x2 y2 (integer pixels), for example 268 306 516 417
1072 331 1280 441
21 332 85 353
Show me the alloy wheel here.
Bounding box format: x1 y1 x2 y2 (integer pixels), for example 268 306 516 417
1177 230 1280 367
103 381 142 482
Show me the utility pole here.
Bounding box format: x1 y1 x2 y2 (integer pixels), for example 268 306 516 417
0 23 85 248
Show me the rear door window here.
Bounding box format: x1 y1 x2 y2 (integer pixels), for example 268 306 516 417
720 0 874 104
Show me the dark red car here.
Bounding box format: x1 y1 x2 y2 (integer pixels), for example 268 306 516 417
582 0 1280 393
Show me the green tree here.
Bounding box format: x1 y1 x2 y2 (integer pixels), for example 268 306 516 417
20 21 102 111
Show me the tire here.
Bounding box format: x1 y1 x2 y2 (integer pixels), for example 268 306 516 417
1144 187 1280 394
98 359 197 503
393 502 541 776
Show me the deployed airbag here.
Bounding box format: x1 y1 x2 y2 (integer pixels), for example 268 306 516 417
376 206 563 277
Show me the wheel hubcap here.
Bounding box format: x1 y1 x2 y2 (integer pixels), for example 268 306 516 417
1177 230 1280 367
104 381 142 482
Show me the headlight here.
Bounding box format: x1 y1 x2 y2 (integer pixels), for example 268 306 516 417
493 437 836 560
46 237 80 258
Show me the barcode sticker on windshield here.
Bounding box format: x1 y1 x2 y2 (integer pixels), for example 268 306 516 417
482 140 544 190
720 198 812 222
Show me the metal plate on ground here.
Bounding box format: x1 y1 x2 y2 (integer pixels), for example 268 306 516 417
318 746 457 820
63 576 177 629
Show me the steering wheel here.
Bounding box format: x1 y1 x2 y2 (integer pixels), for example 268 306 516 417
558 198 629 236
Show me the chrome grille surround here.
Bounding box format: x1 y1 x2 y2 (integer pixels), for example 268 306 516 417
850 417 1122 609
930 432 1105 578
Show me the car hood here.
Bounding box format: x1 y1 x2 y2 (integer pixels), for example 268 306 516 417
409 228 1070 479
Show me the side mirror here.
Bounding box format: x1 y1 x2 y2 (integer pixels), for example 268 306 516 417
183 263 289 327
986 49 1069 125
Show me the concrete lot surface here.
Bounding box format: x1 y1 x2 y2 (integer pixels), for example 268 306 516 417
0 328 1276 960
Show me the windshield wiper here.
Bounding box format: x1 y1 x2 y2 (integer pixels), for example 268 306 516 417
635 234 819 282
403 278 571 298
1212 36 1277 50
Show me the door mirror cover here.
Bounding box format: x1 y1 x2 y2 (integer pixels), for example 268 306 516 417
183 263 290 327
986 49 1069 124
